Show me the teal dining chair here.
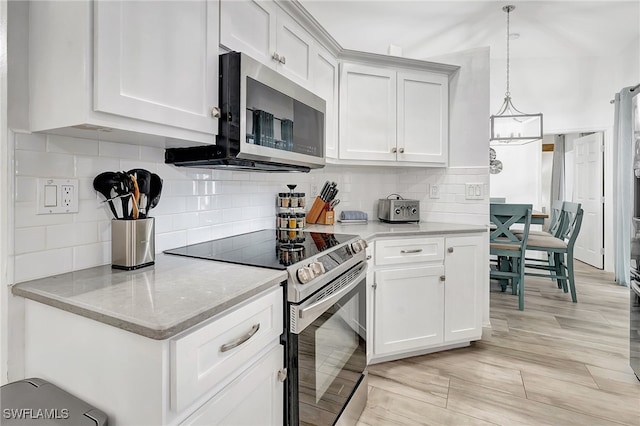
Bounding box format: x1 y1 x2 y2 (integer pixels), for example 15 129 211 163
490 203 533 311
522 202 584 302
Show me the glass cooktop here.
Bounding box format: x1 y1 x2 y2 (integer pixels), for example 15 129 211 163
163 229 359 270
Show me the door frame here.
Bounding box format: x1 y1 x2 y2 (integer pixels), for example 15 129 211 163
546 126 613 272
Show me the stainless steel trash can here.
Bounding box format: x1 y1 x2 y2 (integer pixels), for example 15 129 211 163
0 378 108 425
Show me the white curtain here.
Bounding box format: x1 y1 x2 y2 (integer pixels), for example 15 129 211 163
613 86 636 286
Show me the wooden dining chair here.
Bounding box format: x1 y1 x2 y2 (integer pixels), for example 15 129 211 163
490 203 533 311
522 202 584 303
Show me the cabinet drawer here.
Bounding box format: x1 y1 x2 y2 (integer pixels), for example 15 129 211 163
171 287 283 412
375 237 444 265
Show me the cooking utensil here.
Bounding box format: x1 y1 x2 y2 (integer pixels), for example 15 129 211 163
114 171 134 219
93 172 120 219
128 169 151 218
329 199 340 209
147 173 163 212
130 174 140 220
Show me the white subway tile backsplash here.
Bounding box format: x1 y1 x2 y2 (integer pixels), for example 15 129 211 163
47 134 98 156
98 141 140 159
76 156 121 177
14 202 75 228
11 132 488 282
74 242 111 270
14 248 73 283
15 150 75 177
15 133 46 152
45 222 98 249
15 177 36 202
15 227 46 254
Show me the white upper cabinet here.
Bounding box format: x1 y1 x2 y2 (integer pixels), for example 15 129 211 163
28 0 220 145
313 46 339 159
94 1 219 135
339 62 450 165
220 0 314 89
219 0 277 66
397 71 449 164
339 63 397 161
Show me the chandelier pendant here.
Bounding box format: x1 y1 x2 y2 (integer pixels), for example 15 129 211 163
490 5 543 145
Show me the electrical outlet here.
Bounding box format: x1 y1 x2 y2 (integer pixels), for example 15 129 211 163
61 185 74 207
311 184 319 197
429 184 440 199
37 178 79 214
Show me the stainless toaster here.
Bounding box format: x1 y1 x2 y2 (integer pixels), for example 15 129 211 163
378 198 420 223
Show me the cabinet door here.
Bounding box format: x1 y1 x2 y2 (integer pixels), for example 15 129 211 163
180 344 284 426
444 236 484 342
314 47 339 159
374 265 445 356
94 1 219 135
339 64 396 161
397 71 449 164
219 0 277 68
275 14 315 89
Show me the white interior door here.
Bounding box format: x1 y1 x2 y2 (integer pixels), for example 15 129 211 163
573 132 604 268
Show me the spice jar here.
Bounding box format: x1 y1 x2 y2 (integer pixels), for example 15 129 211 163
290 193 299 208
296 213 305 229
288 214 297 229
278 193 290 208
298 193 306 208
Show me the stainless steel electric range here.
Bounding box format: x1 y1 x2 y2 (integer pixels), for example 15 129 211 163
164 229 369 425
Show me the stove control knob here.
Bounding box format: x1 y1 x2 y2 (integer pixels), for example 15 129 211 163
297 266 315 284
309 261 325 277
350 239 368 254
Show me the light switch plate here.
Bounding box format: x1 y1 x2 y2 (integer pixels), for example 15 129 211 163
465 183 484 200
37 178 79 214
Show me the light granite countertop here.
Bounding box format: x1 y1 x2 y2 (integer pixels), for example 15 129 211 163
12 254 286 340
306 221 487 241
12 221 485 341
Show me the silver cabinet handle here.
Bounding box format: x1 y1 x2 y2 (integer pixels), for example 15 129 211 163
279 56 286 64
220 323 260 352
211 107 221 119
391 147 397 153
448 247 454 253
399 147 405 153
272 52 281 62
366 255 372 260
400 249 423 254
440 275 446 282
278 368 288 382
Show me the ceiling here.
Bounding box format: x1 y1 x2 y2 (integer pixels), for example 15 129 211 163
298 0 640 61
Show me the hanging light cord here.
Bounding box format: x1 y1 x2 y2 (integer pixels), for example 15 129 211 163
505 6 511 98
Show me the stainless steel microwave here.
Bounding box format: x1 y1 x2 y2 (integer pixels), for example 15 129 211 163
165 52 326 172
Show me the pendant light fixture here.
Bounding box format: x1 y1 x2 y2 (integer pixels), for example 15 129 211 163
490 5 543 145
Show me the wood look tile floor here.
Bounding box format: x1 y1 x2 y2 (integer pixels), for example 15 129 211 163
357 261 640 426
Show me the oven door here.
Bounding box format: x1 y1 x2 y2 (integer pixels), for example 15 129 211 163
288 262 367 426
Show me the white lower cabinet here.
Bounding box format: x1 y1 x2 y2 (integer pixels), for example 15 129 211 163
374 265 445 355
181 344 283 426
370 234 485 363
22 287 284 425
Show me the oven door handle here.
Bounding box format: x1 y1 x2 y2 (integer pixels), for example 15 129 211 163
299 265 367 321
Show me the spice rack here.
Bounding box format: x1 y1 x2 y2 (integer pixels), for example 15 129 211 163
276 185 306 244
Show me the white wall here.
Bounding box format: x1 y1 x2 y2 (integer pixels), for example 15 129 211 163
490 140 542 209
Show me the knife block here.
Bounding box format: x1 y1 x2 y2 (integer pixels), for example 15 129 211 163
306 197 326 224
306 197 334 224
111 218 155 270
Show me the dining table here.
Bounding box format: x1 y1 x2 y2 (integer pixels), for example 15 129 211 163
490 203 549 225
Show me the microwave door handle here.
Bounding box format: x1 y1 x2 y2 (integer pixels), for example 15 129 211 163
299 266 367 322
